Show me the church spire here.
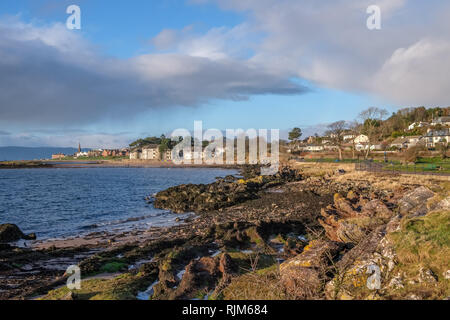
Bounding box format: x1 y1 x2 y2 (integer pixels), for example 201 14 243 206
78 142 81 153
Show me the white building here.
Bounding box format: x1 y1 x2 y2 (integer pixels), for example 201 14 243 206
424 129 450 148
141 145 160 160
353 135 369 144
408 122 429 130
431 116 450 126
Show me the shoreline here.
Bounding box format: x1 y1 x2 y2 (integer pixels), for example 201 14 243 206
0 159 242 170
1 165 448 300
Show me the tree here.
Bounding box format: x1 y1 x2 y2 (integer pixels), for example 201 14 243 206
288 128 302 149
326 120 348 160
348 121 360 159
436 142 449 160
158 134 172 160
358 107 388 159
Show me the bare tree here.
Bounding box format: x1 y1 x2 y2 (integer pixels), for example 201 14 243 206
326 120 348 160
358 107 388 159
348 120 361 159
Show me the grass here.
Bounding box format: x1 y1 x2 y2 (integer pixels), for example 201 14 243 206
221 265 286 300
100 262 128 273
388 211 450 299
382 162 450 174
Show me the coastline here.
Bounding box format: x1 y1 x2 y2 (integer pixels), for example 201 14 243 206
0 159 242 170
0 164 448 300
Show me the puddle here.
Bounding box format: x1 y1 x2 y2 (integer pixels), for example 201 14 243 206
136 281 159 300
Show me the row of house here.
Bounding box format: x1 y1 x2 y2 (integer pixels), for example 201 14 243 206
87 148 130 158
130 145 227 161
390 129 450 150
130 145 172 161
407 116 450 130
291 127 449 154
51 145 130 160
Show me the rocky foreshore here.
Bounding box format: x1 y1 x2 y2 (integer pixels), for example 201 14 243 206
1 165 449 300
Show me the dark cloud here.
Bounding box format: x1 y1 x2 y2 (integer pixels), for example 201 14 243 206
0 20 308 126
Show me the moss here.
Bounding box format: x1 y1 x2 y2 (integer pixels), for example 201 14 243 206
100 262 128 273
40 273 155 300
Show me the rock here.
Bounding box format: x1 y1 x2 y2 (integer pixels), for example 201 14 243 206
0 224 35 242
280 240 340 299
325 226 401 300
443 270 450 280
319 193 393 244
219 253 238 278
388 273 404 290
27 233 37 240
361 200 393 219
397 187 435 217
0 243 12 251
418 267 438 283
171 257 220 299
61 291 77 300
153 166 303 213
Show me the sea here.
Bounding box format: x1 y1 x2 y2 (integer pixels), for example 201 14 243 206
0 167 237 240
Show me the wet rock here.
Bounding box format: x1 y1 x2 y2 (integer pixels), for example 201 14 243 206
0 224 36 242
171 257 220 299
153 166 303 213
397 186 435 217
0 243 12 251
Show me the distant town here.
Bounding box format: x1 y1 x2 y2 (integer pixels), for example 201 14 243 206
50 107 449 164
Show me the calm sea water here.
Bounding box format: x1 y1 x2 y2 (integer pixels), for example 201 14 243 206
0 167 237 240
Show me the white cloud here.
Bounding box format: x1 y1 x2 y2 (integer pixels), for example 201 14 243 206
189 0 449 106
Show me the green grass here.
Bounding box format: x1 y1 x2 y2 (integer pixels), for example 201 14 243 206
387 211 450 299
382 162 450 174
416 157 450 164
100 262 128 273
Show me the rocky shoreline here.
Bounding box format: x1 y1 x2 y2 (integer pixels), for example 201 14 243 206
1 165 449 300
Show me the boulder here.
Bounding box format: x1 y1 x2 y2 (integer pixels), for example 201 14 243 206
0 224 36 242
171 257 220 299
397 186 435 217
280 240 340 299
319 193 393 244
219 253 238 278
325 227 398 300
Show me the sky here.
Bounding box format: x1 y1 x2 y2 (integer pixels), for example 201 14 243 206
0 0 449 148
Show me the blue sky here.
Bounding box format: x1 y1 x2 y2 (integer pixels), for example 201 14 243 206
0 0 447 148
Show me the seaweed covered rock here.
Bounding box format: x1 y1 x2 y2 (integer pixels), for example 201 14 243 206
154 166 303 213
0 224 36 242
